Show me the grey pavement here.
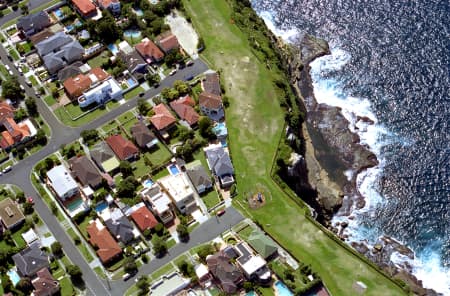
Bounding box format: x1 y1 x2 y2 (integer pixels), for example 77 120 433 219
0 0 62 27
0 16 215 294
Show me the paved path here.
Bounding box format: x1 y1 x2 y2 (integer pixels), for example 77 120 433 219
0 27 209 294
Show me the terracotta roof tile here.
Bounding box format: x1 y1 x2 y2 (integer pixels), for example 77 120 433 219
158 34 179 52
130 206 158 231
199 92 222 109
136 38 164 62
72 0 97 16
170 100 199 126
150 103 176 131
105 135 139 161
87 220 122 264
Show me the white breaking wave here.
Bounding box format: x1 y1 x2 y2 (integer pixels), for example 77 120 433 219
254 7 450 295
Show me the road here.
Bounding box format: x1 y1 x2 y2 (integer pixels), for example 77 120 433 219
0 0 59 27
0 27 211 294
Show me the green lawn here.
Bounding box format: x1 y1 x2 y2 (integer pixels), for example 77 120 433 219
184 1 406 295
12 226 27 249
59 277 74 295
44 95 57 106
101 119 120 134
0 64 8 77
117 111 135 125
150 262 175 280
201 190 221 210
8 48 19 61
124 86 144 100
93 266 106 279
133 156 151 179
146 143 172 168
193 150 210 175
54 104 110 127
87 51 110 68
29 75 38 86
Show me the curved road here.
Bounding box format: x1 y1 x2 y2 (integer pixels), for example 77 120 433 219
0 35 222 294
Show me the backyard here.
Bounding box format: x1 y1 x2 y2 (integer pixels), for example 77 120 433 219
184 0 406 295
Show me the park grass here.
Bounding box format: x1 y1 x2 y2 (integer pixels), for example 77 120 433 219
184 1 405 295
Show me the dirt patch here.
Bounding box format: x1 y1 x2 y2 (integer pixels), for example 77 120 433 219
247 183 272 209
166 11 199 58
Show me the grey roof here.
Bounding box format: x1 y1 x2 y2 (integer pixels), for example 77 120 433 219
205 147 234 177
12 245 49 277
117 50 147 74
105 216 135 244
130 122 156 148
17 11 51 34
58 61 83 82
35 31 73 56
91 141 117 164
187 165 212 189
69 155 103 188
203 72 221 96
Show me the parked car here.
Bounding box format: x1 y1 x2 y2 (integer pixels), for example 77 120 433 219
169 69 177 76
2 166 12 173
122 273 132 281
216 209 226 216
27 197 34 204
138 92 144 97
185 75 194 81
186 60 194 66
5 65 10 70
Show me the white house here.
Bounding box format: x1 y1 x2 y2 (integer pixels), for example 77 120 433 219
78 78 122 108
159 174 197 214
141 184 174 224
47 165 79 201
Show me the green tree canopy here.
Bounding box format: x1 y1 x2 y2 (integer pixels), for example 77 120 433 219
2 76 24 102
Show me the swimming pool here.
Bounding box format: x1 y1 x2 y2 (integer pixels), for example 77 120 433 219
65 25 74 32
168 164 180 175
95 201 108 213
246 291 256 296
274 281 294 296
124 30 142 39
212 122 228 137
143 179 154 188
108 44 119 55
66 198 83 212
127 77 137 87
7 269 20 286
54 8 64 19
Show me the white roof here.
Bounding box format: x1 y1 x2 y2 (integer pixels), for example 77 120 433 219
159 174 194 203
21 228 38 245
47 165 78 197
118 40 133 54
152 193 172 214
84 78 121 98
195 264 209 278
241 255 267 276
82 186 94 196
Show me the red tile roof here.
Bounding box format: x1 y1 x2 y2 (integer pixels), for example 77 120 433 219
0 102 14 123
0 117 31 149
199 92 222 109
87 220 122 264
98 0 118 8
170 99 200 126
71 0 96 16
130 206 158 231
136 38 164 62
105 134 139 161
32 268 59 296
150 103 176 131
64 67 110 98
158 34 179 52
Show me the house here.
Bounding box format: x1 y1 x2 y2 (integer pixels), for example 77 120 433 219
195 264 213 288
130 203 158 232
130 122 158 149
186 163 212 194
105 134 139 161
170 96 200 126
247 229 278 260
71 0 97 18
17 11 51 37
150 103 176 134
117 49 148 81
0 198 25 230
22 228 40 247
0 102 36 150
90 141 120 174
202 71 221 96
63 67 110 99
35 31 84 74
69 155 103 189
205 146 235 188
97 0 120 14
156 33 180 54
140 184 174 224
12 245 50 277
135 37 164 63
78 78 123 108
104 209 137 244
87 219 122 264
46 165 79 201
57 61 84 82
199 92 224 121
159 174 197 214
234 242 271 284
32 268 60 296
206 251 244 294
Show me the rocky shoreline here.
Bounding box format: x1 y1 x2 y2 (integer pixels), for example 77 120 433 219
276 34 439 295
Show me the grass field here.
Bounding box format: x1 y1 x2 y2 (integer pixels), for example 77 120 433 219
184 1 405 295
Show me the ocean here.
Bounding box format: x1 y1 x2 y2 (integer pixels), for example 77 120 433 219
251 0 450 294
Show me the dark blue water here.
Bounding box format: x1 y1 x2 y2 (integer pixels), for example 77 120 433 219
251 0 450 293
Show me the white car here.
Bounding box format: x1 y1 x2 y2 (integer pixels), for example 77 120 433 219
169 69 177 76
5 64 10 70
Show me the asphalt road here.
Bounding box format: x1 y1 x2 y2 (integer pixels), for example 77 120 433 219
0 0 59 27
0 33 210 294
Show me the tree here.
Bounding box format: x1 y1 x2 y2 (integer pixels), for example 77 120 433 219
124 256 138 274
25 97 38 117
16 277 33 294
2 76 24 102
119 161 133 178
80 129 99 145
177 260 194 277
178 126 194 142
16 191 26 203
19 3 28 15
197 244 215 262
67 265 83 281
51 242 63 257
152 236 167 256
147 73 160 86
173 80 189 95
161 87 179 101
50 201 58 215
23 202 33 215
153 223 164 236
164 51 183 67
198 116 216 140
95 13 121 44
176 224 189 242
243 281 254 292
35 129 47 145
136 276 149 293
222 96 230 108
143 228 152 239
137 99 151 115
117 176 138 198
73 235 81 245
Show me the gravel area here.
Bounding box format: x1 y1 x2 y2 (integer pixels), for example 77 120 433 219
166 11 199 58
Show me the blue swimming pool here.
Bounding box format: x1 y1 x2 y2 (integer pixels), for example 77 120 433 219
168 164 180 175
7 269 20 286
246 291 256 296
143 179 154 188
54 8 64 19
95 201 108 213
108 44 119 55
67 198 83 212
65 25 74 32
274 281 294 296
127 77 137 87
212 122 228 137
124 30 142 39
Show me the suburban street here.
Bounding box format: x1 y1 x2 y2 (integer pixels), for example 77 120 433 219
0 8 231 293
0 0 59 27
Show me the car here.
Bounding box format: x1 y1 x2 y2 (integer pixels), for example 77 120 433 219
20 85 25 91
27 197 34 204
18 67 22 74
8 70 13 76
2 166 12 173
122 273 132 281
138 92 144 97
25 80 32 87
169 69 177 76
185 75 194 81
5 65 10 70
186 60 194 66
216 209 226 216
